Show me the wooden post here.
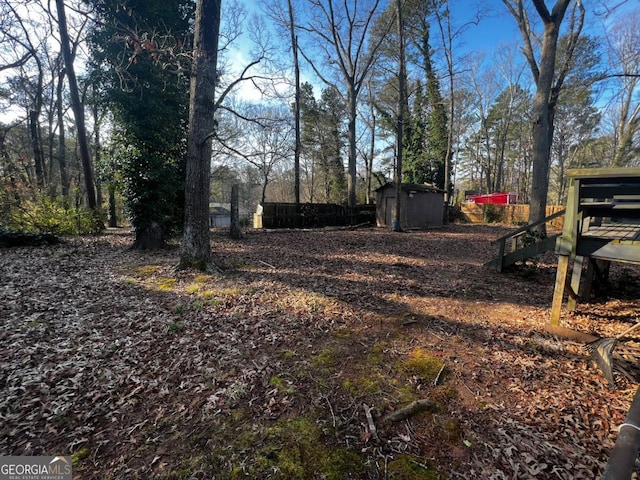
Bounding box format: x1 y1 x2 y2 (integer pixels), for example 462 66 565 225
497 239 506 273
567 255 584 311
230 184 242 240
550 255 570 325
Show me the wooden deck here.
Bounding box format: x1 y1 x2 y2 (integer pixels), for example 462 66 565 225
583 223 640 241
550 168 640 325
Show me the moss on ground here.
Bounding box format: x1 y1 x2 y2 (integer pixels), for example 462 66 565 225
401 347 445 383
167 414 364 480
156 277 177 292
387 454 440 479
132 264 161 277
255 417 364 479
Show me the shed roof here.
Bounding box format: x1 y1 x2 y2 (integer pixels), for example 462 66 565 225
375 182 445 193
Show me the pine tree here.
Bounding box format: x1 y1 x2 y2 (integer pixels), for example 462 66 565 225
300 83 347 203
422 23 448 190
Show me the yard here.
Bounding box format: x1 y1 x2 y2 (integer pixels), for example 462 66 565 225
1 224 639 479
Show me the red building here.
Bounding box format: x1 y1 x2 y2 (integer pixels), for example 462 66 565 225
466 192 517 205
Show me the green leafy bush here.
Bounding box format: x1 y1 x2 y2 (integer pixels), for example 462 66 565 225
483 204 502 223
9 196 103 235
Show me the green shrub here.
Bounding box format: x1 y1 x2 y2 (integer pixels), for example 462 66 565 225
9 195 103 235
483 204 502 223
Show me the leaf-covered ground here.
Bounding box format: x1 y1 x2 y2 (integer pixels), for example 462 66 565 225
1 224 639 479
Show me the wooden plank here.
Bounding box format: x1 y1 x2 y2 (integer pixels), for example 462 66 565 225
486 234 559 270
567 167 640 179
557 177 580 257
544 324 598 343
567 255 584 311
576 239 640 264
490 209 565 245
496 239 506 273
550 255 571 325
580 185 640 198
581 203 640 211
583 223 640 240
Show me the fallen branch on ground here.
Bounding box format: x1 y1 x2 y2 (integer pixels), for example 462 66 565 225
383 399 435 423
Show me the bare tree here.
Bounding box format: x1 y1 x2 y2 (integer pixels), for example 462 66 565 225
360 82 379 204
266 0 302 204
467 56 501 193
180 0 222 271
225 105 294 204
392 0 406 232
287 0 301 205
503 0 584 232
605 11 640 167
431 0 476 216
54 54 70 201
55 0 98 215
433 2 454 215
1 2 47 190
298 0 391 207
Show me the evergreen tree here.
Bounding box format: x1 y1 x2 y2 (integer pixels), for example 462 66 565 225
403 82 427 184
86 0 194 249
420 22 448 190
300 83 347 203
371 2 449 190
402 22 448 189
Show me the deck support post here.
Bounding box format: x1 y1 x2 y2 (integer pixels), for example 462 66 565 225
550 255 570 325
567 255 585 311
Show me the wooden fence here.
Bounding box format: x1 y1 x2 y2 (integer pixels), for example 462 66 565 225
254 203 376 229
254 202 564 230
460 203 565 229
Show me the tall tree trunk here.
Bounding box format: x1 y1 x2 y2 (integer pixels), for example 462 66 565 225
392 0 406 232
108 185 117 227
180 0 222 271
29 110 46 190
366 88 376 204
261 173 268 204
287 0 301 206
443 16 455 221
347 85 358 207
56 66 70 204
28 52 46 192
529 18 562 230
93 102 103 208
55 0 99 218
504 0 575 233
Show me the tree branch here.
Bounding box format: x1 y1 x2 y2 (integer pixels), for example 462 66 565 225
552 0 585 98
502 0 540 83
532 0 552 23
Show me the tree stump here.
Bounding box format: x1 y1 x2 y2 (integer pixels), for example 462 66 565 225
131 222 165 250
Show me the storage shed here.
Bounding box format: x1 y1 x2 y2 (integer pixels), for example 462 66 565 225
376 182 445 229
209 198 250 227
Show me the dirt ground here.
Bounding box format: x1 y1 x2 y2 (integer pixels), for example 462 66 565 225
1 224 639 479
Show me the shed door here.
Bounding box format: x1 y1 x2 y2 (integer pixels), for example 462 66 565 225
385 197 395 227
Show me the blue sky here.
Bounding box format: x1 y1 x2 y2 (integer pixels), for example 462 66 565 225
448 1 521 55
434 0 638 59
